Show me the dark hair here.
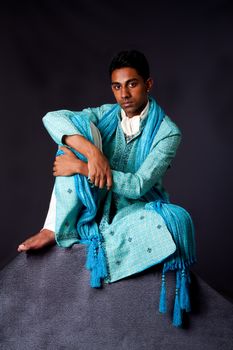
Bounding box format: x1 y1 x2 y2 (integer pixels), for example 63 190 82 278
109 50 150 81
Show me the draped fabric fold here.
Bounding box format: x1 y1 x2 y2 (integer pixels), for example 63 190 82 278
56 116 108 288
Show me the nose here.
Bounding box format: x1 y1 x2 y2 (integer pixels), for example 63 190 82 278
121 86 130 99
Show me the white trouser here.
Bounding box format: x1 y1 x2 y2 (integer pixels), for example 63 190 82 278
43 122 102 233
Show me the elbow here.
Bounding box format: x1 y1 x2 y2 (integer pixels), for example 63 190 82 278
42 111 54 128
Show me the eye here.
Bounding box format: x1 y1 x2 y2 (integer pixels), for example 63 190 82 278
128 81 137 88
112 84 121 90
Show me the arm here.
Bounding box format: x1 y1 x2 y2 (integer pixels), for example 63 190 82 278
42 105 113 145
43 108 112 189
63 135 112 189
42 108 99 145
54 132 181 199
45 108 180 197
53 137 112 190
111 133 181 199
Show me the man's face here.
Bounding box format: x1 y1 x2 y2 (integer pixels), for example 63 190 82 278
111 67 153 118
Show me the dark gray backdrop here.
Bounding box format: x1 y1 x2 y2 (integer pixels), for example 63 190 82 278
1 0 233 298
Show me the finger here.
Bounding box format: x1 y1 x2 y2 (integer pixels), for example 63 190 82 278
59 146 67 151
60 146 73 156
58 146 67 156
99 176 106 189
88 170 95 182
94 175 100 188
88 176 95 184
106 172 112 190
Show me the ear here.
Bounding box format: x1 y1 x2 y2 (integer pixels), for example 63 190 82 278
145 78 153 93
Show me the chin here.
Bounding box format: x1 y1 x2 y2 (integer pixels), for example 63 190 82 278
122 106 137 117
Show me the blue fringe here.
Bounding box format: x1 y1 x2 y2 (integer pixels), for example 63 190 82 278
85 239 108 288
159 272 167 313
97 245 108 278
145 198 196 326
90 265 101 288
85 240 96 271
173 292 182 327
173 271 182 327
180 269 191 312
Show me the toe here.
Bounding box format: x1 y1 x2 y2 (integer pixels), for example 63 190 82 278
18 244 27 252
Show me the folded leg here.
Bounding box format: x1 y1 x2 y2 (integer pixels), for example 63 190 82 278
50 122 103 247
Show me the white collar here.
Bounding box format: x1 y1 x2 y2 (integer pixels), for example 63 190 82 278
120 100 149 136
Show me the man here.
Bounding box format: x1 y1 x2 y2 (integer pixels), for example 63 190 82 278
17 50 195 326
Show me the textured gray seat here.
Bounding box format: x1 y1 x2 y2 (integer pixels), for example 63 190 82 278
0 245 233 350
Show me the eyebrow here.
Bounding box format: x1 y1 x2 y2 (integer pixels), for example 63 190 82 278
111 78 139 85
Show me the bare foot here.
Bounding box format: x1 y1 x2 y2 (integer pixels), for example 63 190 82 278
17 229 55 252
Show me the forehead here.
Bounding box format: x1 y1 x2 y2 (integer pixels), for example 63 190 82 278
111 67 142 83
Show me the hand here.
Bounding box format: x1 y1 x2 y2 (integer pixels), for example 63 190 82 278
62 134 112 190
88 148 112 190
53 146 83 176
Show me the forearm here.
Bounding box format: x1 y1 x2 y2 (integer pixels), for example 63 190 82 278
111 133 181 199
111 169 161 199
63 134 101 161
42 107 105 146
43 110 82 145
46 112 112 188
76 159 88 177
64 133 111 188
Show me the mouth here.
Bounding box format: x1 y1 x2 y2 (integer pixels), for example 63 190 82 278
122 101 133 108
